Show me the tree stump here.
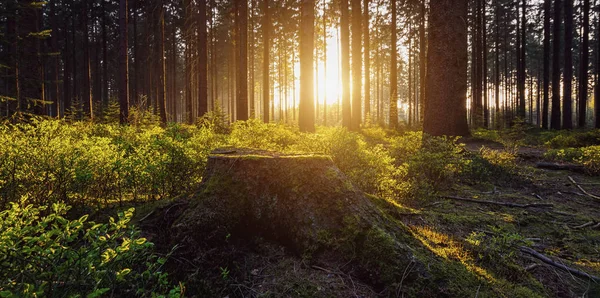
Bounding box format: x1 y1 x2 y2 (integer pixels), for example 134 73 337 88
165 148 425 285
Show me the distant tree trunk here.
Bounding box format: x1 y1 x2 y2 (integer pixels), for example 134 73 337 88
249 0 256 118
542 0 551 129
323 0 328 125
132 0 138 106
550 0 562 129
482 0 489 127
18 0 43 115
50 0 61 117
262 0 270 123
83 0 93 119
119 0 129 124
518 0 526 119
102 0 109 107
577 0 589 128
494 0 500 128
596 1 600 128
363 0 370 122
351 0 361 130
63 16 71 115
158 0 167 123
419 1 426 126
389 0 398 129
299 0 315 132
197 0 208 118
236 0 248 121
562 0 573 129
423 0 469 136
341 0 351 128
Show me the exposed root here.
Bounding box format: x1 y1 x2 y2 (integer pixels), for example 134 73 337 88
568 176 600 201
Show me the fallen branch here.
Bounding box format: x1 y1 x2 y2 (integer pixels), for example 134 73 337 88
571 221 596 229
536 162 584 172
568 176 600 201
519 246 600 283
443 196 554 209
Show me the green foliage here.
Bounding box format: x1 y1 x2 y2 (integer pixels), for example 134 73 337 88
545 145 600 175
0 119 223 208
0 201 182 297
466 227 532 264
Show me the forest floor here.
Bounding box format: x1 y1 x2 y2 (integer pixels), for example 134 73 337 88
140 138 600 297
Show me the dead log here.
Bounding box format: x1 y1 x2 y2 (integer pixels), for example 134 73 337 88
168 148 426 285
568 176 600 201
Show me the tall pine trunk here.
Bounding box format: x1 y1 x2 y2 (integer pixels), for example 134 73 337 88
562 0 573 129
423 0 469 136
351 0 361 130
299 0 315 132
119 0 129 123
542 0 551 128
341 0 351 128
262 0 270 123
389 0 398 129
550 0 562 129
577 0 589 128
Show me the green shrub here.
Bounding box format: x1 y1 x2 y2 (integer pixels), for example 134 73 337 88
228 119 300 151
0 120 222 208
0 200 182 297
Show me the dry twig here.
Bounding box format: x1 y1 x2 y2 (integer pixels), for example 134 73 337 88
568 176 600 201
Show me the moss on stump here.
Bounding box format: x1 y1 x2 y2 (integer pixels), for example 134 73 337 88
163 148 426 287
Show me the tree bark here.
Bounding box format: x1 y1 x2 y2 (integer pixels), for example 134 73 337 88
262 0 270 123
197 0 208 119
363 0 370 122
542 0 551 129
578 0 589 128
389 0 398 129
299 0 315 132
341 0 351 128
423 0 469 137
562 0 573 129
119 0 129 124
351 0 361 130
550 0 562 129
236 0 248 121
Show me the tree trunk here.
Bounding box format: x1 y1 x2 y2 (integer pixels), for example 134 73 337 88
389 0 398 129
518 0 526 119
341 0 351 128
363 0 370 122
419 1 426 126
422 0 469 136
197 0 208 119
119 0 129 124
82 0 93 119
550 0 562 129
262 0 270 123
351 0 361 130
562 0 573 129
236 0 248 121
542 0 551 129
299 0 315 132
578 0 589 128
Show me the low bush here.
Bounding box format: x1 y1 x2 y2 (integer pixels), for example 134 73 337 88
0 200 182 297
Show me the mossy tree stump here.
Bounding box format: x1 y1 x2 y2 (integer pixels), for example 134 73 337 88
170 148 426 286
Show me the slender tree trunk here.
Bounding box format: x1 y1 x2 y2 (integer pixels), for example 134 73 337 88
323 0 327 125
158 0 167 123
423 0 469 136
419 0 426 126
578 0 589 128
362 0 370 122
341 0 351 128
236 0 248 120
299 0 316 132
119 0 129 123
542 0 551 128
517 0 526 119
197 0 208 118
562 0 573 129
262 0 270 123
83 0 93 119
550 0 562 129
63 17 71 116
482 0 489 127
389 0 398 129
595 1 600 128
351 0 361 130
